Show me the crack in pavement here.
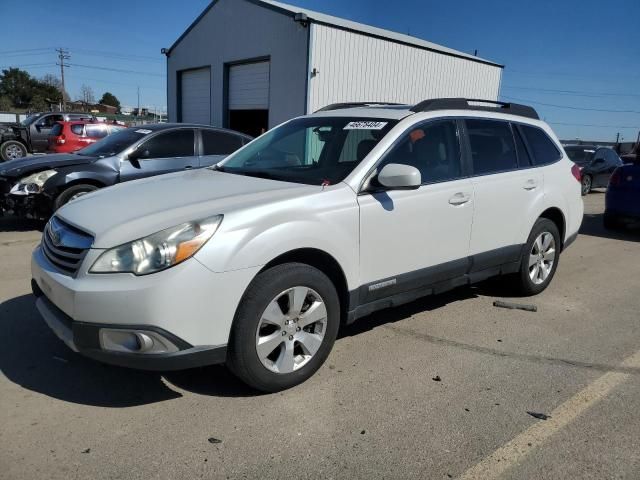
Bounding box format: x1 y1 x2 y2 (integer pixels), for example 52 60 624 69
386 324 640 376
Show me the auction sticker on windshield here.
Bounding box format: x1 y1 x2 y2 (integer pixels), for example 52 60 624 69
135 129 152 134
344 121 388 130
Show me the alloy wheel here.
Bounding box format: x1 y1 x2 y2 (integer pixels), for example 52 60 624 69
528 232 556 285
5 144 25 160
255 286 327 374
582 175 591 195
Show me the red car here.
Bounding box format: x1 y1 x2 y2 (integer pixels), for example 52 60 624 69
48 121 126 153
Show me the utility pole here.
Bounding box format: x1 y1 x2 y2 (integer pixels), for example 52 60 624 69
616 132 620 143
55 48 70 111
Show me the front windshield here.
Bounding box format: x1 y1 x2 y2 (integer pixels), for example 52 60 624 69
76 128 147 158
217 117 398 185
20 114 40 126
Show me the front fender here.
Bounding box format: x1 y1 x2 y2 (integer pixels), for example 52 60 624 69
195 187 360 290
42 164 118 195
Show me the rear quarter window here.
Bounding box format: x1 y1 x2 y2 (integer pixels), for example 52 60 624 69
50 123 63 136
521 125 562 166
85 124 109 139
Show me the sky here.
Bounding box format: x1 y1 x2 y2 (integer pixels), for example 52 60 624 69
1 0 638 142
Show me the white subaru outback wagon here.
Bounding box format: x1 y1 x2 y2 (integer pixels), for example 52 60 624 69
32 98 583 392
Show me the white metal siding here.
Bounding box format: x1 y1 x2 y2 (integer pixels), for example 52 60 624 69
308 25 503 113
229 61 270 110
181 68 211 124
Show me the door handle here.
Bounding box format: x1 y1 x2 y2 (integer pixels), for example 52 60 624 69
523 179 538 190
184 165 193 169
449 192 471 206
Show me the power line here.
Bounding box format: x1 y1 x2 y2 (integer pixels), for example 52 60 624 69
0 48 52 55
506 69 640 79
502 95 640 114
67 63 164 77
70 75 165 90
547 121 639 129
0 63 56 68
71 48 162 63
502 85 640 99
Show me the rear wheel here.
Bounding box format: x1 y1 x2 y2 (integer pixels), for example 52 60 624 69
227 263 340 392
581 174 592 195
0 140 27 161
54 184 99 210
512 218 561 296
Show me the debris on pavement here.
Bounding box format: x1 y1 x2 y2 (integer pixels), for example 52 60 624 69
493 300 538 312
208 437 223 444
432 375 442 382
82 448 91 454
527 411 551 420
360 430 366 435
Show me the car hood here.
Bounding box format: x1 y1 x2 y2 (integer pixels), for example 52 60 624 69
56 168 320 248
0 153 96 178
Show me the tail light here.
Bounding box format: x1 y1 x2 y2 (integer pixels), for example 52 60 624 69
609 168 621 187
571 163 581 182
56 134 66 145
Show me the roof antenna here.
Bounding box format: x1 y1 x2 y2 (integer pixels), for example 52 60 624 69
474 49 478 56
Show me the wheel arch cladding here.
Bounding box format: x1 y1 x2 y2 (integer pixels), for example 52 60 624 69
259 248 350 324
539 207 566 248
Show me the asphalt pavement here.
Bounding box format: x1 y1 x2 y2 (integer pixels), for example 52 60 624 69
1 192 639 480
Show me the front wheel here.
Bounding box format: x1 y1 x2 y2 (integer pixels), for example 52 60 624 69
0 140 27 161
227 263 340 392
54 184 99 210
581 175 592 196
512 218 561 296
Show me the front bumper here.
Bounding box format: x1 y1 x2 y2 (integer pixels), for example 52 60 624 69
0 190 52 218
31 244 260 371
33 281 227 370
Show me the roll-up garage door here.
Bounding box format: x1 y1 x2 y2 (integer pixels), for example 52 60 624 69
180 67 211 124
229 62 270 110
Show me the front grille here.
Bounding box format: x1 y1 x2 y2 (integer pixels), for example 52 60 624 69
41 217 93 276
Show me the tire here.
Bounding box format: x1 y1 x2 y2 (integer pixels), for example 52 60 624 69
581 174 592 196
54 184 99 210
227 262 340 392
512 218 561 296
0 140 28 161
603 214 620 231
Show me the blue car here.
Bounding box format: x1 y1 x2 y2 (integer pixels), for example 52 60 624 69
604 156 640 229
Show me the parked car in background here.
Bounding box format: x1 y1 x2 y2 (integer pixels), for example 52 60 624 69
564 144 597 165
604 158 640 230
48 121 126 153
0 123 251 218
570 146 623 195
29 98 583 391
0 112 96 161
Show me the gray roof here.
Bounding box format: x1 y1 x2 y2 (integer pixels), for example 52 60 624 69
167 0 503 68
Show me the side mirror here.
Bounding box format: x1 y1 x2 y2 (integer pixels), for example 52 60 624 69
377 163 421 190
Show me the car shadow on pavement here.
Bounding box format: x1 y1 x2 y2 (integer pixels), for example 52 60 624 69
0 294 255 406
579 212 640 242
0 216 45 233
339 287 478 338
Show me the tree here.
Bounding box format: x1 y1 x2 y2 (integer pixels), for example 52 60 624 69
99 92 121 112
0 68 61 110
41 73 70 102
79 84 95 104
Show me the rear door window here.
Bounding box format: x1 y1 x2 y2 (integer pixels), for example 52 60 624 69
201 129 243 155
513 125 532 167
520 125 561 166
138 129 195 158
50 123 63 136
466 119 518 175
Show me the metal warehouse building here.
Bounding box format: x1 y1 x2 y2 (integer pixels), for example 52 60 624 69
164 0 504 137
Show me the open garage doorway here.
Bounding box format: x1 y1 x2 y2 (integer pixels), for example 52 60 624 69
227 60 270 137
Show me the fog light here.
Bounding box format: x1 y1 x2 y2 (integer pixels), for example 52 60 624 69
99 328 179 354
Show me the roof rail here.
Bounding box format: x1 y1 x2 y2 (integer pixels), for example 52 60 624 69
410 98 539 120
315 102 406 112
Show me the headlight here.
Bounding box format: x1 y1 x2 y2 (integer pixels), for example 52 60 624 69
10 169 58 195
90 215 223 275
